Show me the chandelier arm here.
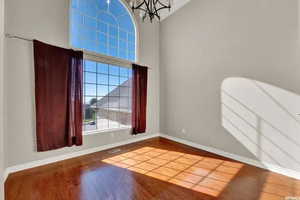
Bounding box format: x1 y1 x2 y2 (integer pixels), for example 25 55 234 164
153 2 160 17
134 7 148 12
157 0 169 8
155 6 169 12
133 1 146 10
154 12 160 20
150 0 154 12
143 0 152 14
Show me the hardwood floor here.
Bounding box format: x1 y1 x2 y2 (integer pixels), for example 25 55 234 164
5 137 300 200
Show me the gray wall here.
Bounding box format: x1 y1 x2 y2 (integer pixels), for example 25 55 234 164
5 0 300 176
160 0 300 172
0 0 4 197
4 0 160 167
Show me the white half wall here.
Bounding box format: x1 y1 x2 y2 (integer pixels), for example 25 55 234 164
4 0 160 167
160 0 300 174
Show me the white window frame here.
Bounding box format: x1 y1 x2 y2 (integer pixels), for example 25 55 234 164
69 0 139 134
82 50 134 135
68 0 140 63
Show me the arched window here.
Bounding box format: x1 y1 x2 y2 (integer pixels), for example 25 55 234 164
70 0 136 61
70 0 136 132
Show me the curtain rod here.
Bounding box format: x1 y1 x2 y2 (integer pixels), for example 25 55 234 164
5 33 152 70
5 33 33 42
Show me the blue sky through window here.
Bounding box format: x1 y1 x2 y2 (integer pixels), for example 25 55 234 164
83 60 132 99
70 0 136 61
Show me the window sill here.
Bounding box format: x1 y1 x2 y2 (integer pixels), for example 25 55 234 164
83 127 132 136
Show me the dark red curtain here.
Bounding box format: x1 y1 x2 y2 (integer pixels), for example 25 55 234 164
34 40 83 152
132 64 148 135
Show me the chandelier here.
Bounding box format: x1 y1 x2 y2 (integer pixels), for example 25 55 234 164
130 0 172 22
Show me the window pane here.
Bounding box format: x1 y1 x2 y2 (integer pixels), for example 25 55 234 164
71 11 83 25
109 86 120 96
84 16 97 29
97 74 108 85
109 76 119 85
98 63 109 74
120 97 129 108
83 99 97 132
109 112 120 129
109 47 118 57
98 21 108 33
97 44 108 55
98 33 107 45
119 30 127 40
85 72 96 84
109 85 118 93
120 77 129 86
128 51 135 61
96 108 109 130
97 96 109 108
120 87 129 96
128 33 135 43
108 97 119 108
85 96 97 105
84 60 97 72
97 85 109 96
83 119 97 131
120 67 129 77
128 68 133 77
129 97 132 108
97 117 109 130
109 65 119 76
128 78 132 88
109 26 118 38
119 40 127 50
120 111 131 128
109 36 118 47
119 50 127 60
85 84 96 96
129 42 135 52
80 28 97 41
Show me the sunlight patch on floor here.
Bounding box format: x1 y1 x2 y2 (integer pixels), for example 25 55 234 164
102 146 244 197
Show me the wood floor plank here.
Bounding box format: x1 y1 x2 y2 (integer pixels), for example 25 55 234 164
5 137 300 200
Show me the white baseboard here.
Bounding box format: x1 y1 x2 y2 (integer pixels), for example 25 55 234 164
4 133 159 181
3 169 9 183
160 133 300 180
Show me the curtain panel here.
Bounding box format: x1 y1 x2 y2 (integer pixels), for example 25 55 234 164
33 40 83 152
132 64 148 135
